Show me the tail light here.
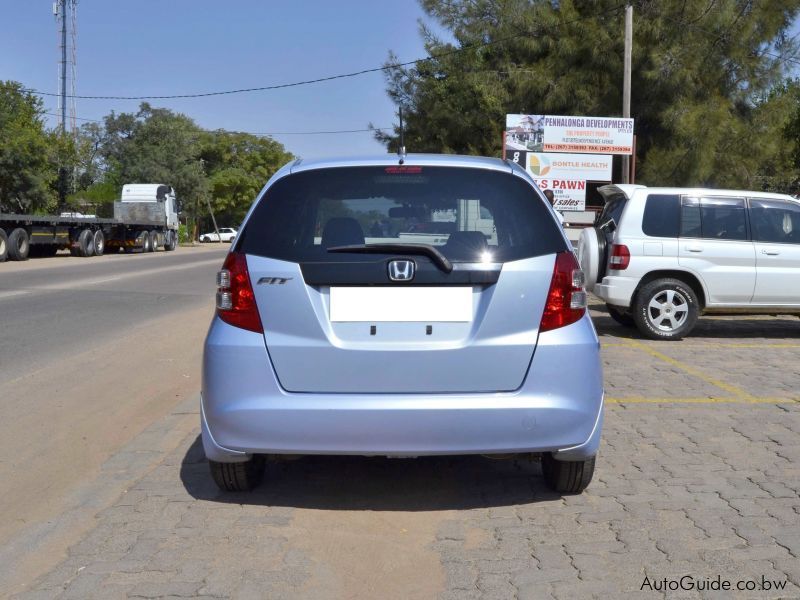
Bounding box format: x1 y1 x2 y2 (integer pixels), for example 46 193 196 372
216 252 263 333
540 251 588 332
609 244 630 270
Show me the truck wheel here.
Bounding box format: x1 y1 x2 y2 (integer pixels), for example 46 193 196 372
541 454 595 494
78 229 95 257
149 231 158 252
0 229 9 262
141 232 151 253
8 228 30 261
93 230 105 256
209 457 265 492
164 231 177 251
633 278 699 341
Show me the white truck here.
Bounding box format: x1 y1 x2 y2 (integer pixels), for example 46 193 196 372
0 183 180 262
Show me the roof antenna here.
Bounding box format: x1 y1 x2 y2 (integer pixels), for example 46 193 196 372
398 106 406 165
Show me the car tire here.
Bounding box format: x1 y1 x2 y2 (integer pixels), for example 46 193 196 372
209 456 265 492
577 227 599 292
93 229 105 256
201 236 208 243
606 304 635 327
633 278 699 340
78 229 95 257
541 454 595 494
8 228 30 261
0 229 9 262
577 227 609 293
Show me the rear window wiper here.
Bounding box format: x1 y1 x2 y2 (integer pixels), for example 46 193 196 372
327 243 453 274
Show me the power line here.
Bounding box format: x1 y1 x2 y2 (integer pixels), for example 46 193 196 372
40 111 392 135
22 4 626 101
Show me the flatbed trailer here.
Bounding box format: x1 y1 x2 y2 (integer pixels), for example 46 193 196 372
0 183 180 262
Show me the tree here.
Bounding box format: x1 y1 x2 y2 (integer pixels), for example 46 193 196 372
0 81 56 213
199 131 294 226
377 0 800 188
101 103 208 205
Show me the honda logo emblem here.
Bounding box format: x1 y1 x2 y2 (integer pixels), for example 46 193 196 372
388 259 415 281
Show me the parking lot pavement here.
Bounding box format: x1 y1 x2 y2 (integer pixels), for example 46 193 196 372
14 304 800 600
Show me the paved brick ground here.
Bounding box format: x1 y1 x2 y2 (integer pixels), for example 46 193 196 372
14 305 800 599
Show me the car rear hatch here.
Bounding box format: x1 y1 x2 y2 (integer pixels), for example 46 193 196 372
234 164 568 394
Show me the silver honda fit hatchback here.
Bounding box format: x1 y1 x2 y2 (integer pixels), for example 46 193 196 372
202 154 603 494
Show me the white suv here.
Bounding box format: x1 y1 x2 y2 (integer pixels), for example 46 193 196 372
578 184 800 340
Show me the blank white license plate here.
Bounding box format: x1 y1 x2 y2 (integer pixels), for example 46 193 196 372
329 287 473 322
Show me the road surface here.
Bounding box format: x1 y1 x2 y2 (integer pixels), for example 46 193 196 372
0 245 228 591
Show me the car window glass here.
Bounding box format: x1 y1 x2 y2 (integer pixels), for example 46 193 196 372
699 197 747 240
750 199 800 244
598 193 627 228
238 166 565 263
680 197 702 237
642 194 680 238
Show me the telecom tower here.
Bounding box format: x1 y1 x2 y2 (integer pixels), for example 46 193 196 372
54 0 77 138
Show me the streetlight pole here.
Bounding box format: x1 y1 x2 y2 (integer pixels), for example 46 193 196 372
621 4 632 184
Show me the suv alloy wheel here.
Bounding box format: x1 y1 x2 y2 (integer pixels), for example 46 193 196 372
633 278 699 340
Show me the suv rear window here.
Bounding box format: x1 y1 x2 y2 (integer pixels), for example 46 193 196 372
237 166 565 263
642 194 680 237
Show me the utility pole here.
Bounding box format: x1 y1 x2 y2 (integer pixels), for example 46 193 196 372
55 0 77 209
621 4 633 184
59 0 67 133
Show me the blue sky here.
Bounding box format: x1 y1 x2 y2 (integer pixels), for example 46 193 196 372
0 1 440 158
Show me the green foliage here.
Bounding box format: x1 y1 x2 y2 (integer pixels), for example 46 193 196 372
178 223 189 244
0 81 56 213
62 102 293 234
100 103 209 209
199 131 294 226
379 0 800 188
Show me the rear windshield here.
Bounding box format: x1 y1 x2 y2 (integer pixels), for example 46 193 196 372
237 166 565 263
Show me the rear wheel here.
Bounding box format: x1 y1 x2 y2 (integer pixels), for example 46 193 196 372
141 231 151 253
8 228 30 261
78 229 95 257
149 231 158 252
0 229 7 262
606 304 635 327
541 454 595 494
209 456 265 492
633 278 699 340
93 230 105 256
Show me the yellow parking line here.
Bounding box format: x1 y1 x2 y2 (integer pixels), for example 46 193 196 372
615 339 757 400
607 396 799 404
602 341 800 349
684 343 800 348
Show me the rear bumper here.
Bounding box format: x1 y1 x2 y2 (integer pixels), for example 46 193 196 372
594 274 640 308
202 316 603 462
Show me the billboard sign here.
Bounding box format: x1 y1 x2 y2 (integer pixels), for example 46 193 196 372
505 114 633 155
527 152 612 181
532 179 586 211
542 116 633 154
